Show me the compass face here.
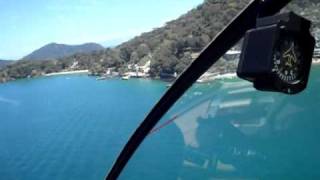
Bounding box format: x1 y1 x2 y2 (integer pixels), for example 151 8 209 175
272 37 302 84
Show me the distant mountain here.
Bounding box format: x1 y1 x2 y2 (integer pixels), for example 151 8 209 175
23 43 104 61
0 60 13 69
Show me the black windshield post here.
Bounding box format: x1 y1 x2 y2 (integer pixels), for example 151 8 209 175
106 0 292 179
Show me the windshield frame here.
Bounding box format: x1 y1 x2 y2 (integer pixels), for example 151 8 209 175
106 0 292 179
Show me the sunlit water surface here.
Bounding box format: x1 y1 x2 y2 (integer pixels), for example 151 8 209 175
0 76 166 180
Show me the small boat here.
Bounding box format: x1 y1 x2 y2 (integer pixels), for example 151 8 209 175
166 83 172 88
122 75 130 80
96 76 108 80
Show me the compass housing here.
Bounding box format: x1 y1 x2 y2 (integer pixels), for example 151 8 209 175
237 12 315 94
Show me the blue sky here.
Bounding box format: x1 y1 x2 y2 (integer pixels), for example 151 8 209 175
0 0 203 60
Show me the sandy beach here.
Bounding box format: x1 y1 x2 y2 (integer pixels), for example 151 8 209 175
45 70 89 77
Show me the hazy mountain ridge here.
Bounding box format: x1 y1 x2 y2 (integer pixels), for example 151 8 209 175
0 0 319 82
23 43 104 61
0 60 13 69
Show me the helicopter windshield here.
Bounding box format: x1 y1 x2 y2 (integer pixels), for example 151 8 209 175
0 0 319 179
117 0 320 179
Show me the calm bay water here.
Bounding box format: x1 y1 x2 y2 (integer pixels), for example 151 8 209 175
0 76 166 180
1 66 320 180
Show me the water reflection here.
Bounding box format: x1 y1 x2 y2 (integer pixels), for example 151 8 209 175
170 77 320 179
121 67 320 180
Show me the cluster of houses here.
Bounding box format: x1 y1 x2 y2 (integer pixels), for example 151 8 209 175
314 30 320 58
314 36 320 58
121 60 151 80
97 43 320 81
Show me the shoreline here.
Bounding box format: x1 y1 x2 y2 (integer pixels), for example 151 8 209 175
197 72 237 83
1 59 320 84
45 70 89 77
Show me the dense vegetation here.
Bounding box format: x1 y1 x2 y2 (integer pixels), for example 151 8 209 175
0 0 319 83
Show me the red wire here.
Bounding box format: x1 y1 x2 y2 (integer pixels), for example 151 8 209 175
149 114 179 134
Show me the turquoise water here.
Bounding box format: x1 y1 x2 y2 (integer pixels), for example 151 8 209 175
2 66 320 180
0 76 166 180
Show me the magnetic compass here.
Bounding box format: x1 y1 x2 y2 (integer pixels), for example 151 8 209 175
237 12 315 94
272 37 302 84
